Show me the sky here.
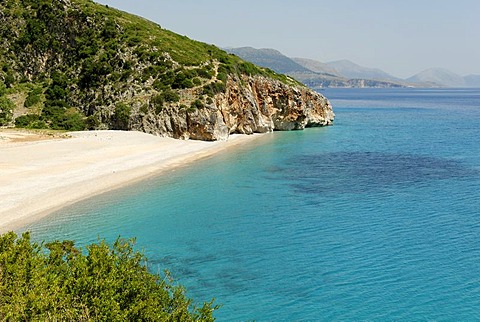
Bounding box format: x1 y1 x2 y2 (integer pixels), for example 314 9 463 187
95 0 480 79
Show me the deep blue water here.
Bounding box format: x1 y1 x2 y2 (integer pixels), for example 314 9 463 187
22 88 480 320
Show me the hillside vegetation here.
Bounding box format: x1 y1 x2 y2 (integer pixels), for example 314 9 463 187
0 0 297 133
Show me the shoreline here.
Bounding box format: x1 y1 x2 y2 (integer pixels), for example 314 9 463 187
0 130 265 233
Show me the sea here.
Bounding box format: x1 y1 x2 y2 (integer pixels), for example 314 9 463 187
21 88 480 321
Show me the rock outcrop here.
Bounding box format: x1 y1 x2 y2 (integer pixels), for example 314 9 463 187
137 75 334 140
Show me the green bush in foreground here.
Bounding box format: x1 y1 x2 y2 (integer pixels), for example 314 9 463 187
0 232 217 321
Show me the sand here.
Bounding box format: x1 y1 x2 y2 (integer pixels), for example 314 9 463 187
0 129 263 232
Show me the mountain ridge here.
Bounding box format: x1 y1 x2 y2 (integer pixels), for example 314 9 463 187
226 47 480 88
406 68 480 87
225 47 408 89
224 47 312 74
323 59 404 83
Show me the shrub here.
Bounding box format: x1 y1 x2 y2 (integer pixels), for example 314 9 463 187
101 18 118 40
161 89 180 103
216 71 227 83
114 102 131 129
238 62 258 76
120 69 132 82
62 109 86 131
41 104 66 118
183 69 198 79
0 81 6 96
30 87 43 95
4 72 15 88
41 104 85 131
152 79 166 91
108 71 121 82
79 57 112 89
180 78 194 89
139 104 149 114
24 93 41 108
190 99 204 109
86 114 101 130
217 63 234 75
15 115 32 127
144 65 161 79
158 70 175 87
151 94 164 114
218 52 232 65
15 114 39 127
192 77 201 86
202 85 213 97
45 85 66 101
29 119 48 129
15 114 48 129
45 72 69 101
0 96 14 125
196 66 214 79
172 71 194 89
202 82 226 97
127 35 142 46
212 81 226 93
0 232 217 321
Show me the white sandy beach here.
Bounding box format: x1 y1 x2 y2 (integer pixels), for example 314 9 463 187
0 130 262 232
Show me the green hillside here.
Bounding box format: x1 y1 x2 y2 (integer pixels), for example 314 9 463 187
0 0 297 131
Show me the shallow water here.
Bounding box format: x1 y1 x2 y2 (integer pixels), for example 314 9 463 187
23 88 480 320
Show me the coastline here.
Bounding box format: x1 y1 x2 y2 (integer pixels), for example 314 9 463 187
0 130 264 233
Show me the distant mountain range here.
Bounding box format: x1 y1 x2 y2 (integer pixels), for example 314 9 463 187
406 68 480 88
225 47 480 89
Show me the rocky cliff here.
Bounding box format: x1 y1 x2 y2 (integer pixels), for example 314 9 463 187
138 75 333 141
0 0 334 140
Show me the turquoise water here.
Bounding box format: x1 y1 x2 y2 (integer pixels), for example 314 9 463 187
22 88 480 320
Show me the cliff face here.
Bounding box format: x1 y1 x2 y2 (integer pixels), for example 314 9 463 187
139 75 334 140
0 0 334 140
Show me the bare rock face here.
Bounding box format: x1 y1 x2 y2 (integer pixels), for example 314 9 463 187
222 75 335 134
139 75 334 141
186 106 229 141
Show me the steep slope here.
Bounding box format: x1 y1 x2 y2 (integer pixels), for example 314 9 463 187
0 0 334 140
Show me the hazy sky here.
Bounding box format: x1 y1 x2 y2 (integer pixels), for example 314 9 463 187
95 1 480 78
